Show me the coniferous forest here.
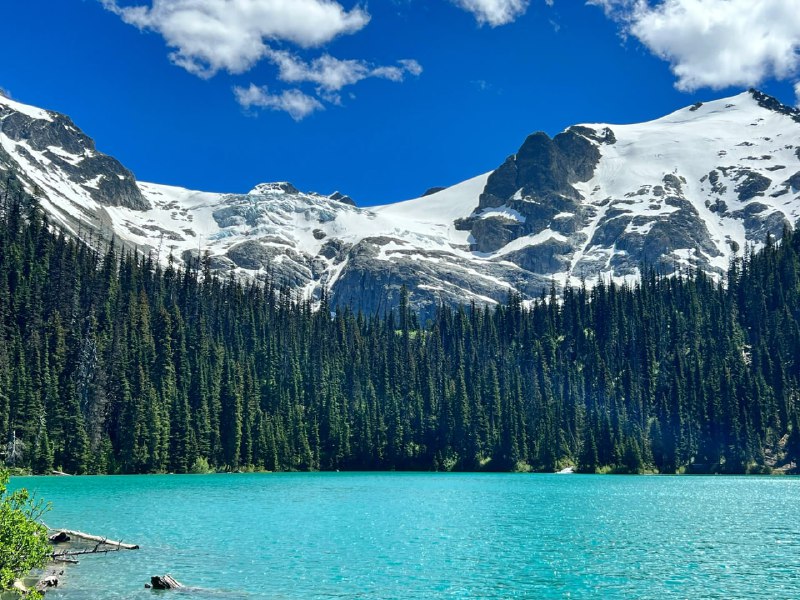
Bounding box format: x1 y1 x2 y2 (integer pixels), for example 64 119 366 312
2 181 800 475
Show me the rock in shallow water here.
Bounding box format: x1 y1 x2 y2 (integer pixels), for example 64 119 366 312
148 574 184 590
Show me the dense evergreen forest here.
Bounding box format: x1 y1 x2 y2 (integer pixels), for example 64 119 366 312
1 179 799 475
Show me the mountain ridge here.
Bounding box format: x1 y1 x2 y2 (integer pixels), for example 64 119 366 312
1 89 799 317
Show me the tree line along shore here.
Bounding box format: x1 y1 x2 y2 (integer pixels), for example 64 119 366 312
1 178 800 477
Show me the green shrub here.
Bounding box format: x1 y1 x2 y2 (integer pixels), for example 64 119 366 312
0 470 50 595
189 457 213 474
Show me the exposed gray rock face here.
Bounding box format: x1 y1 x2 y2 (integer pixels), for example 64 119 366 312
506 238 573 274
455 127 605 256
227 241 276 270
430 90 800 293
328 191 356 206
750 89 800 124
453 127 605 270
423 187 446 197
330 237 549 321
470 216 522 253
2 89 800 318
181 249 235 271
0 104 148 210
605 192 722 274
735 170 772 201
477 128 601 211
250 182 299 195
730 202 790 243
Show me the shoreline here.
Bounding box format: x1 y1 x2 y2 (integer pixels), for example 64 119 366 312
9 466 800 478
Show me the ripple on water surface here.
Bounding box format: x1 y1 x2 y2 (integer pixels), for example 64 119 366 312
11 473 800 599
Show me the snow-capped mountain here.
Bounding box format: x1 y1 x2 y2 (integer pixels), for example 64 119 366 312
1 90 799 317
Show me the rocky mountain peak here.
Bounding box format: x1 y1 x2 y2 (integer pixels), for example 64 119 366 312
0 95 149 212
328 191 356 206
248 181 300 195
422 186 447 197
452 126 605 254
1 90 799 319
749 89 800 123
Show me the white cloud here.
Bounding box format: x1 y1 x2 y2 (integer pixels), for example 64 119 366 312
452 0 530 27
397 59 425 77
587 0 636 18
103 0 422 120
102 0 370 78
233 84 324 120
267 51 423 92
795 81 800 107
590 0 800 94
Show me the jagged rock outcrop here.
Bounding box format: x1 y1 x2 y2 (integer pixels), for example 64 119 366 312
1 89 799 317
422 186 446 197
329 191 356 206
0 99 148 211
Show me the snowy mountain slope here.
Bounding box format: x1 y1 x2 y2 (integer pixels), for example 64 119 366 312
0 97 146 220
569 91 800 281
1 90 799 317
456 91 800 294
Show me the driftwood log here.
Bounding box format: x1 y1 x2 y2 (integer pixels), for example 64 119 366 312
147 575 183 590
52 547 124 558
48 528 140 565
53 529 139 550
30 529 139 596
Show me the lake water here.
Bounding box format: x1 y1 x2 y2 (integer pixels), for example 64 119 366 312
9 473 800 599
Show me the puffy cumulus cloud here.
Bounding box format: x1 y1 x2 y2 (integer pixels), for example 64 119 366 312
590 0 800 94
103 0 423 120
102 0 370 78
268 51 423 93
451 0 530 27
795 81 800 107
233 84 324 121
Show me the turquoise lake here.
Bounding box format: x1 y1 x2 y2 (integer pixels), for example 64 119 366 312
9 473 800 599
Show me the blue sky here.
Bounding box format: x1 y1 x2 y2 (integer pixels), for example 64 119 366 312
2 0 799 205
